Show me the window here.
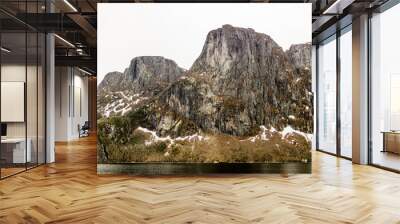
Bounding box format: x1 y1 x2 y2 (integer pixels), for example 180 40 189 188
339 26 352 158
370 3 400 171
317 35 337 154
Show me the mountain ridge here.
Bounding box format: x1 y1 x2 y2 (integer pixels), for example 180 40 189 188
98 25 312 137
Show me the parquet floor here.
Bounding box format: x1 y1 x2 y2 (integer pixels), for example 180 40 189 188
1 167 26 178
1 135 400 224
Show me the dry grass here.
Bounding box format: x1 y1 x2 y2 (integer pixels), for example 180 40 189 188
100 130 311 163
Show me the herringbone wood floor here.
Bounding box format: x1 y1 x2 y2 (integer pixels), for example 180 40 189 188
1 135 400 224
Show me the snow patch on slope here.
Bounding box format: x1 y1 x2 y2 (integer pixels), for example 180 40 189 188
241 125 312 142
281 126 312 141
242 125 276 142
102 91 148 117
135 127 208 149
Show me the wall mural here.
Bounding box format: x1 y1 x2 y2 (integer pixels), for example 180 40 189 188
97 4 313 174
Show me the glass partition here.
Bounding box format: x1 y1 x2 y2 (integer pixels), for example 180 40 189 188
317 35 337 154
0 2 46 179
1 31 28 177
27 31 38 169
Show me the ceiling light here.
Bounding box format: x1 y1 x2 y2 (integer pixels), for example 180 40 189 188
54 34 75 48
78 67 92 76
323 0 341 14
63 0 78 12
1 47 11 53
76 48 85 55
323 0 355 15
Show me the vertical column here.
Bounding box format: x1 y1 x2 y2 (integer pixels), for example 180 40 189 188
312 46 317 150
336 30 341 156
88 77 97 132
46 34 55 163
352 14 369 164
46 0 55 163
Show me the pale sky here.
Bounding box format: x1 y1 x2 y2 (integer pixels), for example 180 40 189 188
98 3 311 84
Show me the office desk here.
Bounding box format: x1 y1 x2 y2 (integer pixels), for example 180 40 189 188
1 138 31 163
381 131 400 154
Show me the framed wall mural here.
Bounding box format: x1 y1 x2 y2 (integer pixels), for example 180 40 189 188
97 3 313 174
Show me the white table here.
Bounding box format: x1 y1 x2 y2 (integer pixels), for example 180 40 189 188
1 138 31 163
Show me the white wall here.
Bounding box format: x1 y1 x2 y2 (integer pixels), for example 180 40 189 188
1 63 46 164
55 66 69 141
55 67 89 141
1 65 34 138
71 73 89 138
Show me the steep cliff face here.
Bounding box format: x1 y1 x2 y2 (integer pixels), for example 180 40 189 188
191 25 287 79
285 43 313 132
97 71 125 94
286 43 311 70
97 56 185 117
152 25 312 136
124 56 186 95
99 56 185 95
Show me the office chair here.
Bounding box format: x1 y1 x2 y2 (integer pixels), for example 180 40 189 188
79 121 90 138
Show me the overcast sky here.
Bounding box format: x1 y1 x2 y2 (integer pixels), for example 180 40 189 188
98 3 311 84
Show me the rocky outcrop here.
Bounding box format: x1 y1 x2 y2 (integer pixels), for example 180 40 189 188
99 56 185 95
97 71 125 94
124 56 186 95
152 25 312 136
191 25 285 76
98 25 313 137
286 43 311 70
97 56 185 117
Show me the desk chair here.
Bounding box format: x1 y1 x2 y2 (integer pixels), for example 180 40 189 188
79 121 90 138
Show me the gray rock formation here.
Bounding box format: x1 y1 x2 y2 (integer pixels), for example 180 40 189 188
97 56 185 117
99 56 185 96
286 43 311 70
125 56 186 95
98 25 313 137
97 71 125 94
150 25 312 136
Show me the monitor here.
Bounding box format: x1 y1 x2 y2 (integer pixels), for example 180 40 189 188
1 123 7 137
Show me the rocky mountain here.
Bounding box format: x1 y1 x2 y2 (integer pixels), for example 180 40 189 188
286 43 311 70
97 71 125 93
98 56 185 117
141 25 313 136
98 25 312 137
